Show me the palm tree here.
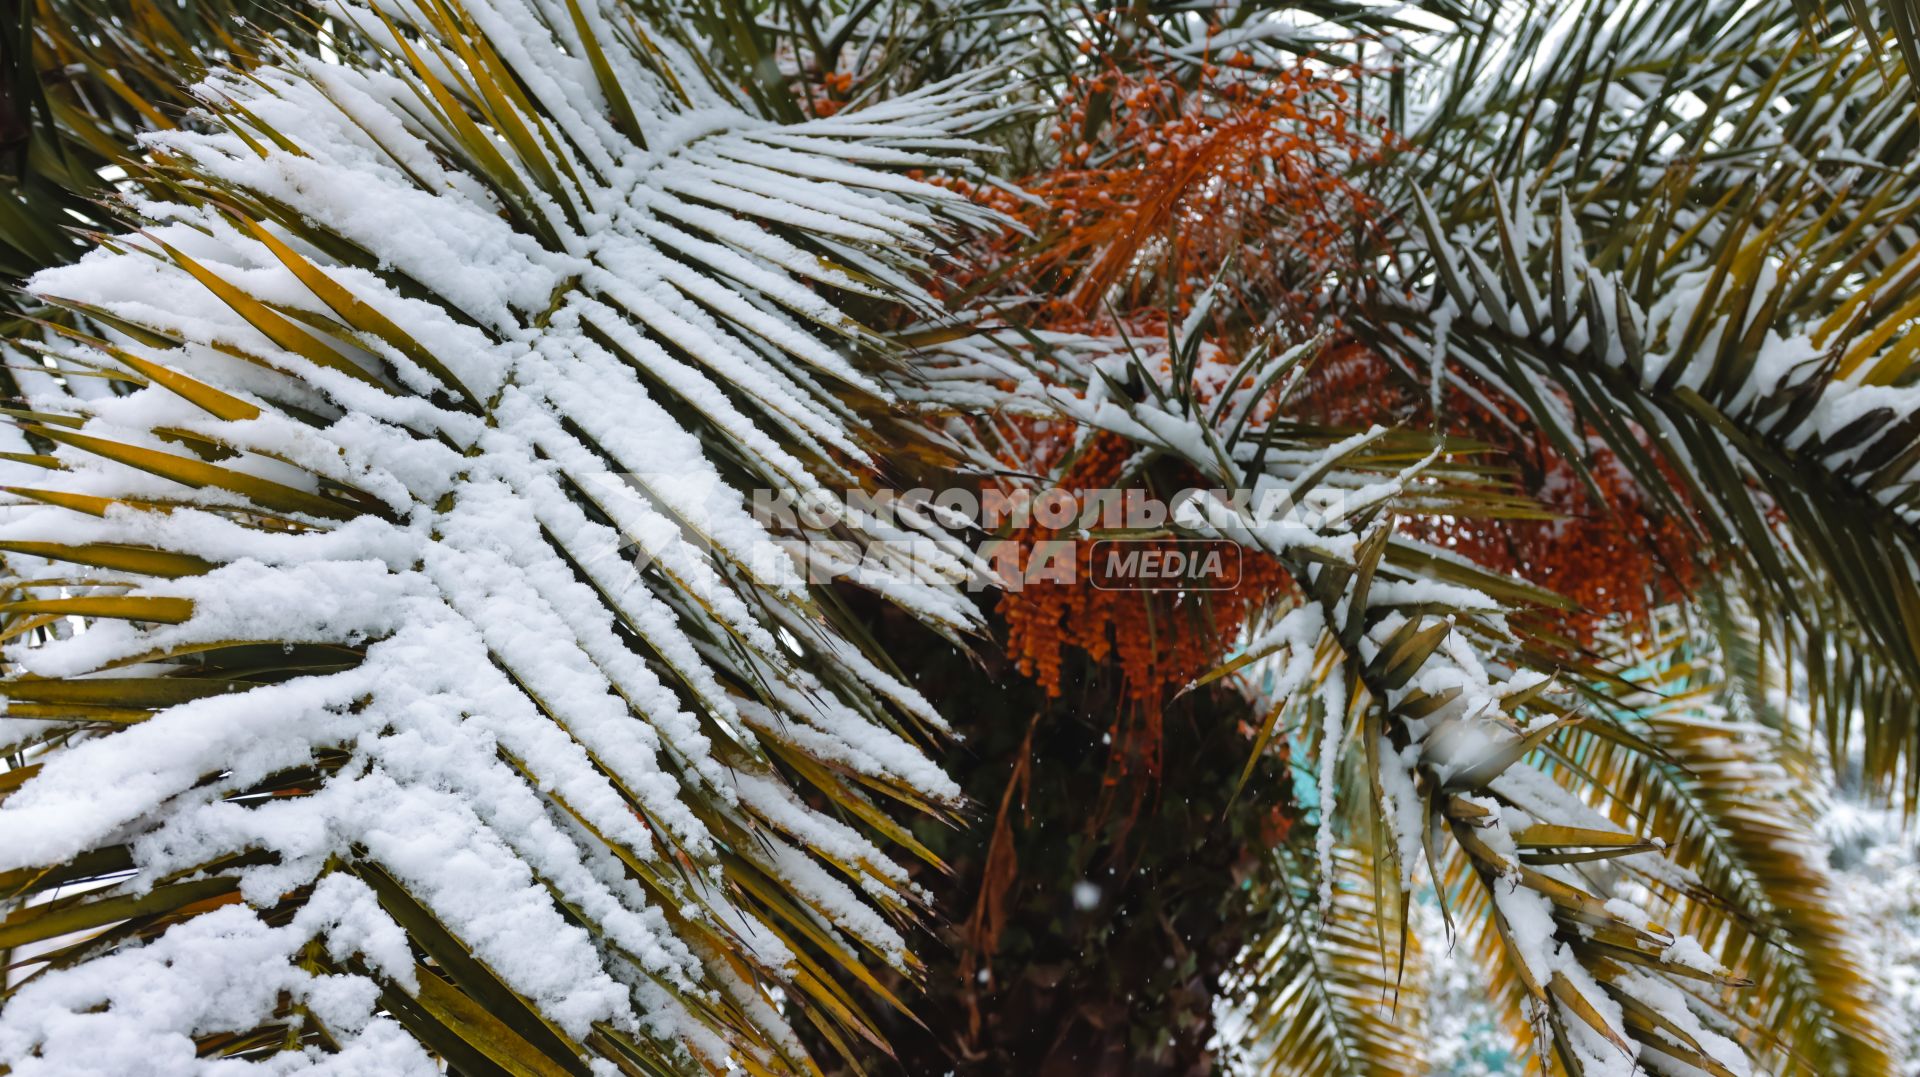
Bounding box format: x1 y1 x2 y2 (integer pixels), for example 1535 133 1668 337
887 0 1914 1071
0 1 1914 1075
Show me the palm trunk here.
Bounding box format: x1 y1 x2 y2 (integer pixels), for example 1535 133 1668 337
827 601 1293 1075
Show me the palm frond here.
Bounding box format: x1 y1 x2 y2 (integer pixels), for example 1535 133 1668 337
1557 614 1900 1075
0 0 1007 1070
2 0 314 324
1222 839 1429 1077
1360 0 1920 807
912 325 1757 1077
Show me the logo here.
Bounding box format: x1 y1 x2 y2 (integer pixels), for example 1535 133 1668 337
1088 539 1242 591
570 473 1337 595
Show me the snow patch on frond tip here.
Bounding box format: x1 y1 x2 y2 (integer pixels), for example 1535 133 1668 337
0 876 430 1077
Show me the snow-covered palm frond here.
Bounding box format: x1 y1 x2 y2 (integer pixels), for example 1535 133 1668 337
1220 841 1429 1077
0 0 1007 1071
668 0 1492 175
1559 615 1900 1076
1359 0 1920 810
910 328 1760 1077
0 0 318 330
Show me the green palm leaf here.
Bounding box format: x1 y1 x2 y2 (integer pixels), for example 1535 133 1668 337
1557 613 1899 1075
0 0 1005 1070
1224 840 1429 1077
1360 0 1920 807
